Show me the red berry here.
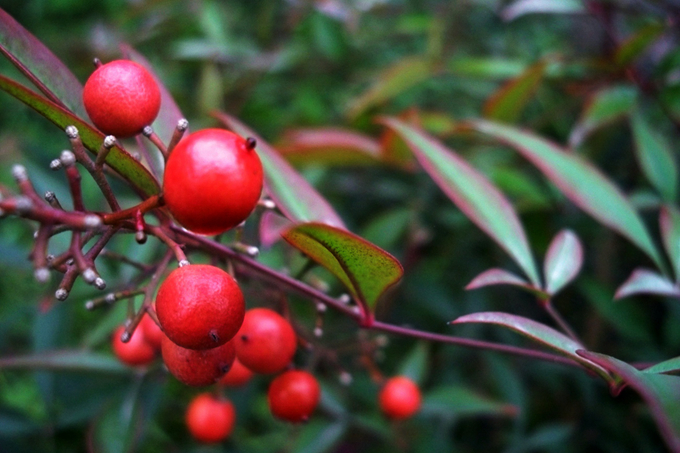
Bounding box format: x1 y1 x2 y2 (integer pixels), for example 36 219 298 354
234 308 297 374
267 370 320 422
162 129 263 236
138 312 164 350
185 393 236 443
161 335 236 387
83 60 161 138
378 376 421 420
219 357 254 387
156 264 245 350
111 325 156 366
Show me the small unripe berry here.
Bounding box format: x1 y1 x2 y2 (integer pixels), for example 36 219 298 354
378 376 421 420
83 60 161 137
234 308 297 374
111 325 156 366
162 129 264 236
219 357 254 387
161 335 236 387
185 393 236 443
268 370 320 422
156 264 245 350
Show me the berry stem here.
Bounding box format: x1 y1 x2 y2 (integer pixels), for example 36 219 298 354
146 224 187 264
101 195 162 225
142 126 168 159
166 118 189 159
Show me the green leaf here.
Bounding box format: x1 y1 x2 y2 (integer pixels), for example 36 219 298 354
397 342 429 385
631 110 678 202
543 229 583 296
483 61 546 123
451 312 611 381
0 75 160 197
277 128 382 166
469 119 664 272
292 420 347 453
421 385 518 417
0 7 86 117
282 222 403 313
448 57 526 79
0 350 130 374
577 351 680 452
644 356 680 375
615 23 666 67
614 268 680 299
569 85 637 147
501 0 585 22
661 205 680 281
381 117 540 286
213 111 346 228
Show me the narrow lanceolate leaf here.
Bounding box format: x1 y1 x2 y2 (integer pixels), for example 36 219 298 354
277 128 382 166
577 351 680 452
631 111 678 202
451 312 610 381
0 350 129 374
644 356 680 375
213 112 346 228
466 268 544 296
282 222 403 313
568 85 637 147
615 23 665 67
381 117 540 286
421 385 518 417
544 229 584 296
0 75 160 197
0 7 85 117
469 119 664 271
614 268 680 299
483 61 546 123
660 205 680 282
501 0 585 22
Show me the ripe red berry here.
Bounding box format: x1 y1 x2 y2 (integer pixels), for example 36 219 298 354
162 129 264 236
111 325 156 366
219 357 254 387
161 335 236 387
267 370 320 422
378 376 421 420
185 393 236 443
83 60 161 138
234 308 297 374
156 264 245 350
138 313 164 350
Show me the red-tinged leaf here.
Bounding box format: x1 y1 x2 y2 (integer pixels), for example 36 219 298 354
381 117 540 286
660 205 680 281
277 128 382 166
0 8 86 117
0 350 129 373
568 85 637 147
483 61 547 123
346 56 434 119
451 312 611 381
576 350 680 452
615 23 666 67
259 211 293 248
466 268 544 295
544 229 583 296
0 75 160 197
212 111 346 229
469 119 664 271
631 110 678 202
282 222 403 313
501 0 585 22
614 268 680 299
644 357 680 376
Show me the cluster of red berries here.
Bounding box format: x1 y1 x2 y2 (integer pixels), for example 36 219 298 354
89 59 420 444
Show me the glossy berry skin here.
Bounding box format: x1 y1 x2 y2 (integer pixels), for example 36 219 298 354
219 357 254 387
161 335 236 387
139 313 164 350
83 60 161 137
156 264 244 350
234 308 297 374
378 376 421 420
268 370 320 422
163 129 263 236
111 325 156 366
185 393 236 443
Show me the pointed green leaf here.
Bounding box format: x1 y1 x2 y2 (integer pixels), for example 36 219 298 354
282 222 403 312
644 356 680 375
0 350 130 374
615 23 665 67
212 112 346 228
448 57 526 79
381 117 540 285
421 385 518 417
569 85 637 147
544 229 584 295
397 342 429 385
501 0 585 21
631 110 678 202
483 61 546 123
0 75 160 197
277 128 382 166
469 119 664 271
661 205 680 281
0 7 86 117
577 350 680 452
614 268 680 299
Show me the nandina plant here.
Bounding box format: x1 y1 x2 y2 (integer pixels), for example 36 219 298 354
1 3 680 452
